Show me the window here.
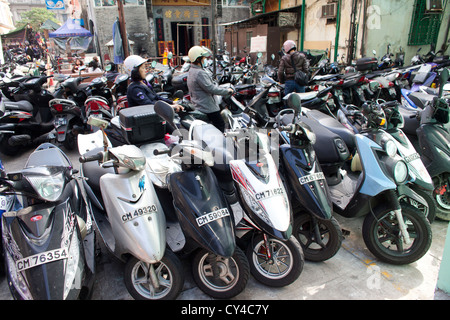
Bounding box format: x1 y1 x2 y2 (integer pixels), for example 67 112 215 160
246 31 252 48
408 0 447 45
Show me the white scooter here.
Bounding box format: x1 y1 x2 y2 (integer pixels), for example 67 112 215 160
77 118 184 300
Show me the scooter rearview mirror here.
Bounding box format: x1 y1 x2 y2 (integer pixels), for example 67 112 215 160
286 93 302 123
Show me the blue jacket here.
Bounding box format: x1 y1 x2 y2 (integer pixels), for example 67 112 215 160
127 81 172 107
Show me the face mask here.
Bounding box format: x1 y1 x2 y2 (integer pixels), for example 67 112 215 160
201 58 208 68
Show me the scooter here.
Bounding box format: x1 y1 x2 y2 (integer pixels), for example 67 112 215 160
77 117 184 300
399 68 450 221
274 94 343 262
189 110 304 287
0 143 96 299
300 101 432 265
0 76 55 156
141 101 250 299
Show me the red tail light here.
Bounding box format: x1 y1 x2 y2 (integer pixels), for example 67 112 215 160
267 92 279 97
53 104 63 112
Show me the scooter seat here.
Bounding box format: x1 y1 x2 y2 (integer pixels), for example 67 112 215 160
80 148 115 195
408 92 434 109
2 100 34 112
296 91 318 101
306 110 356 151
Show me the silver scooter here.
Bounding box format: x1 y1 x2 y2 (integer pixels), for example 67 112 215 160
77 117 184 300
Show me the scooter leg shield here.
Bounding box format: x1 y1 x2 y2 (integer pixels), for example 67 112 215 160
169 167 236 258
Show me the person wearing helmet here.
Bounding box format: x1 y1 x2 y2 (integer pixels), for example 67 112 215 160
277 40 309 95
104 61 120 82
124 55 183 111
186 46 234 132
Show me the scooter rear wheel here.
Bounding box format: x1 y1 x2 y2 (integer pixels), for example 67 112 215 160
192 247 250 299
362 203 432 265
246 234 304 287
124 250 184 300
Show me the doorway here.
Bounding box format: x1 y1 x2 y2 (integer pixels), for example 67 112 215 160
171 22 194 56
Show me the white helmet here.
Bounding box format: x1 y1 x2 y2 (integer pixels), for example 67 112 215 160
283 40 297 53
188 46 211 63
123 55 149 76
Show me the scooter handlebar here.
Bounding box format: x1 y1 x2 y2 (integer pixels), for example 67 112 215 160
79 152 104 163
153 148 171 156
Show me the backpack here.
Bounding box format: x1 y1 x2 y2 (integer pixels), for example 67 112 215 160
290 54 309 86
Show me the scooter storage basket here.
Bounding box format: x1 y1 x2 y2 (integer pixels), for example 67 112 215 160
119 104 166 144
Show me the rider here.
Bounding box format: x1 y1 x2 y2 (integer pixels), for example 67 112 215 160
277 40 309 95
186 46 233 132
124 55 183 111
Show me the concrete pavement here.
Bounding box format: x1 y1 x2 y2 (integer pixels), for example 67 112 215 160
0 147 449 301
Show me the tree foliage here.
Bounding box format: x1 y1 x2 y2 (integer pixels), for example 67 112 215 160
16 8 61 31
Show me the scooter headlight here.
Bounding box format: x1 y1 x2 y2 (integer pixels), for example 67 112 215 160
383 139 398 158
27 172 65 202
239 186 273 227
393 160 408 184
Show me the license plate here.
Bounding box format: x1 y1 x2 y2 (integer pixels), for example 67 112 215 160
16 247 69 272
299 172 325 185
389 88 396 96
254 187 285 201
121 205 157 223
196 208 230 227
54 116 67 127
91 113 103 119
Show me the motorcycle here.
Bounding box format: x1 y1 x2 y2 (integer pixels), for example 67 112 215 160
0 76 55 156
399 68 450 221
141 101 250 299
0 143 96 299
274 94 343 262
77 117 184 300
84 76 114 123
300 100 432 265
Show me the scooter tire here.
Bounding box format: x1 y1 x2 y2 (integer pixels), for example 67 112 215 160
246 234 304 287
362 203 432 265
191 247 249 299
124 250 184 300
293 214 343 262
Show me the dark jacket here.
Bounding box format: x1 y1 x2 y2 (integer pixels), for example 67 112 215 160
127 81 172 107
277 51 309 83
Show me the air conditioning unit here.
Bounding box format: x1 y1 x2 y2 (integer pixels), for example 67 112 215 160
426 0 443 12
322 3 337 19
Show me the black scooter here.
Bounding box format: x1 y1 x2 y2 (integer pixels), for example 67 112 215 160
0 76 55 156
275 94 343 262
400 68 450 221
0 143 96 299
147 101 250 299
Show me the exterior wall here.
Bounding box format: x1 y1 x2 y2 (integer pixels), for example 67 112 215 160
363 0 450 64
92 5 153 58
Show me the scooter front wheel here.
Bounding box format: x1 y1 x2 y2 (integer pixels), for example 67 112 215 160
362 203 432 265
124 250 184 300
293 214 343 262
246 234 304 287
192 247 250 299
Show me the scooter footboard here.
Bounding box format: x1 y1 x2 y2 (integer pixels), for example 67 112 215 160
169 166 236 258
